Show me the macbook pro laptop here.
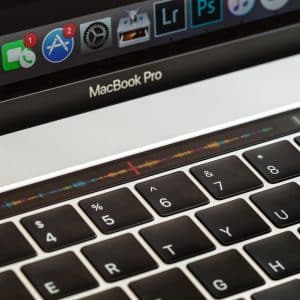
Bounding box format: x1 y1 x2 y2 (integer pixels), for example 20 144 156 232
0 0 300 299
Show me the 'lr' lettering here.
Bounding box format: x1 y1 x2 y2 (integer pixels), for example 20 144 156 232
154 0 187 37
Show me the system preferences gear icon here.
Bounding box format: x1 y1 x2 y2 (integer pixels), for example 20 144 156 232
84 22 109 49
80 17 112 54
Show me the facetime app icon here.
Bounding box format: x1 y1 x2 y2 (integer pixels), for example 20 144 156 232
7 47 22 63
2 39 36 72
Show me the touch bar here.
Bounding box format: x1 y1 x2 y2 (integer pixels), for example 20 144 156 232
0 109 299 219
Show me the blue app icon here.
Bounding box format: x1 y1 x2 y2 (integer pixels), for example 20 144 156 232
42 28 74 63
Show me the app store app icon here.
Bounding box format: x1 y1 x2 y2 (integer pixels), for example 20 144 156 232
190 0 223 28
42 28 74 63
154 0 187 37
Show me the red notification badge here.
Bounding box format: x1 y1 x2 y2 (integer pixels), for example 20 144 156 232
24 33 38 48
63 23 77 38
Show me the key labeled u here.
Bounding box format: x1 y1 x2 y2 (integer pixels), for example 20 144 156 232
273 209 289 220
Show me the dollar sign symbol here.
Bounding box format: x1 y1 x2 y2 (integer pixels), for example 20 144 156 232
35 220 45 229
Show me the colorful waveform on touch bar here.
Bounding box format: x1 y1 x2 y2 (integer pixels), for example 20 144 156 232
0 127 274 211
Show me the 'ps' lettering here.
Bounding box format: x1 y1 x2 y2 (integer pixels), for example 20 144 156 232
198 0 216 15
191 0 223 28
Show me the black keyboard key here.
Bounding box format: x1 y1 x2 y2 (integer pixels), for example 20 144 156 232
196 199 270 245
80 288 130 300
188 250 264 298
251 183 300 228
136 172 208 216
245 232 300 280
22 205 95 252
82 234 157 282
22 252 98 300
0 271 33 300
252 279 300 300
252 280 300 300
244 141 300 183
80 188 153 234
191 156 262 200
0 222 36 267
130 268 205 300
140 216 215 264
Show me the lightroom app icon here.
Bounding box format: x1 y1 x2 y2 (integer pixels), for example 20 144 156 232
154 0 187 37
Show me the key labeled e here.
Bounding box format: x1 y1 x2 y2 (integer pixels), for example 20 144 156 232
44 281 60 295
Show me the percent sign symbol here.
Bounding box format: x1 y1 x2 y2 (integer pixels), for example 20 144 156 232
91 203 104 212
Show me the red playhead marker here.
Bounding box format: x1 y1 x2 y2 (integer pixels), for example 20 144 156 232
24 33 38 48
63 23 77 38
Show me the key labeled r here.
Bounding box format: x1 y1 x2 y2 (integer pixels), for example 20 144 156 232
104 263 121 275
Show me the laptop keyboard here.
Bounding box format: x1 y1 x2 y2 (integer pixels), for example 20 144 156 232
0 109 299 300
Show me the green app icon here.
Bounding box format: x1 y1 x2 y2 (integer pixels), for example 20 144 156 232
2 39 36 72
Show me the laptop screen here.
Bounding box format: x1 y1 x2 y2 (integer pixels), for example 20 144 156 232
0 0 300 133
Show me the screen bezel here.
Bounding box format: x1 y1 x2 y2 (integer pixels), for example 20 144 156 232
0 0 300 102
0 1 300 135
1 3 300 100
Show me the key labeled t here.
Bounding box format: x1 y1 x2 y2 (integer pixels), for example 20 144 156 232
162 244 176 256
